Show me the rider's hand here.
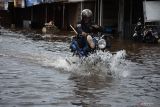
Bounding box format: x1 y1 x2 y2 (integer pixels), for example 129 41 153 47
92 25 99 29
82 32 88 37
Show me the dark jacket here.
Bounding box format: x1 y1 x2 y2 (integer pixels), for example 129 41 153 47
76 20 96 35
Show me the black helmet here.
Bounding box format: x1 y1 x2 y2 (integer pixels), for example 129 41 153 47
81 9 93 19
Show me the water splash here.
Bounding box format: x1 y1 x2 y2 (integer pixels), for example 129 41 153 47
109 50 129 78
53 50 130 78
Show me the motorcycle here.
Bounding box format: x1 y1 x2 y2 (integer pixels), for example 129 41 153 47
69 25 111 58
143 27 160 43
132 24 160 43
132 31 143 42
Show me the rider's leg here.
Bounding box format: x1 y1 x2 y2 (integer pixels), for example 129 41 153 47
70 39 80 52
87 35 95 49
82 42 90 56
70 38 86 57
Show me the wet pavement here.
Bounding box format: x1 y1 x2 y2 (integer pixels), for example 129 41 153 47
0 28 160 107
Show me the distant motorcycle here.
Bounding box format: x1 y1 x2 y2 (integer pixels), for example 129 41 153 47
143 28 160 43
132 24 160 43
132 31 143 42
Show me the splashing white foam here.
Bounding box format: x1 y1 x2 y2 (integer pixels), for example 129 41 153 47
109 50 130 77
49 50 130 78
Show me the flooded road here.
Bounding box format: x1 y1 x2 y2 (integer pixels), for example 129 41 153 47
0 28 159 107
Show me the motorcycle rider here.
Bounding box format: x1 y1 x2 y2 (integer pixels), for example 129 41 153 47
70 9 100 57
133 18 143 41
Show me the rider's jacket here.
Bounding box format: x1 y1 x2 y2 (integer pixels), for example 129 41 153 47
76 20 95 35
70 21 95 56
76 21 104 36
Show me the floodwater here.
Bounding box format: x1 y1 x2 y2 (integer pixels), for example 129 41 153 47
0 28 159 107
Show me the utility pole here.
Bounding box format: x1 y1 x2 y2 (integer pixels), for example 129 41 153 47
45 3 47 23
100 0 103 26
62 3 65 28
130 0 133 36
118 0 124 38
97 0 103 26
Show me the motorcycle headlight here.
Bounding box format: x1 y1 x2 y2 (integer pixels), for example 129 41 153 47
98 39 106 49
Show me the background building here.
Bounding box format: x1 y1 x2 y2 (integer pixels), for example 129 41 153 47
0 0 159 38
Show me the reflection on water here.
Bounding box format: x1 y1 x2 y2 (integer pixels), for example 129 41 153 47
0 28 160 107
